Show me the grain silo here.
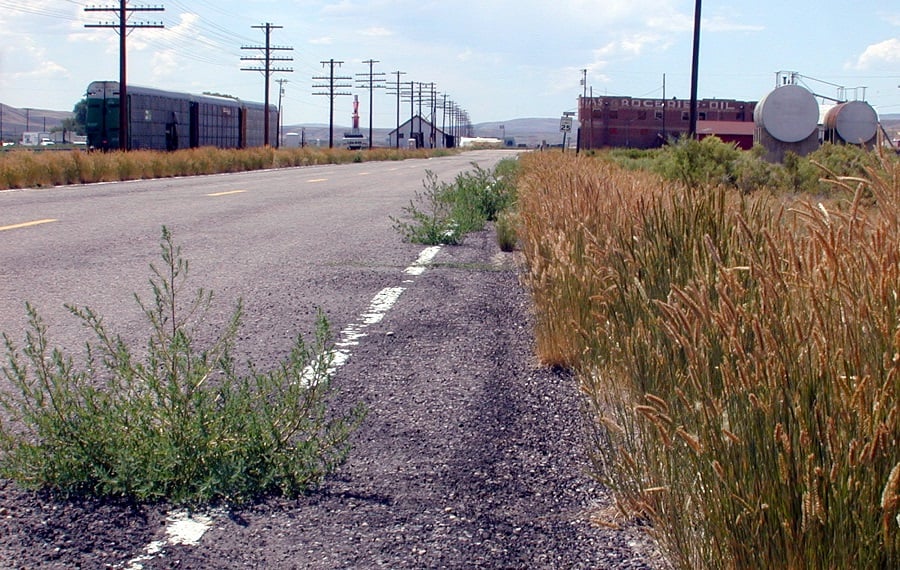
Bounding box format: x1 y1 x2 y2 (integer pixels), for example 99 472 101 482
754 84 820 162
823 101 878 147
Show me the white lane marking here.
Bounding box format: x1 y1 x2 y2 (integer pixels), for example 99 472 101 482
314 247 441 378
123 245 441 568
123 510 217 569
404 245 441 276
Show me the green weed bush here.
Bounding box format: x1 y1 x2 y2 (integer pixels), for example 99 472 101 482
602 136 891 196
653 135 741 188
392 170 463 245
392 159 519 245
0 228 365 505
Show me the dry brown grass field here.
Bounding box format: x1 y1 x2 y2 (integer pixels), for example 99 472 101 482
516 148 899 569
0 146 451 190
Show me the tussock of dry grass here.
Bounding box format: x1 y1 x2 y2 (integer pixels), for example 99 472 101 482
517 150 900 568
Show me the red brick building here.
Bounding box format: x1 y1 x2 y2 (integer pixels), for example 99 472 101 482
578 96 757 150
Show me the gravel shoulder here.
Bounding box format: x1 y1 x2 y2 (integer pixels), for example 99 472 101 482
0 225 664 569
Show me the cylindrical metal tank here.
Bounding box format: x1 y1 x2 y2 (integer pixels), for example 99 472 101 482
823 101 878 144
754 84 819 143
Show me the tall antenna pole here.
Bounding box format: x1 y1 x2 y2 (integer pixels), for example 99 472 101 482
241 23 294 147
688 0 702 138
312 60 352 148
85 1 164 151
661 73 667 143
356 60 385 149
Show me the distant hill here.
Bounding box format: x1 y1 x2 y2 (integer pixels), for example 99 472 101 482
0 104 71 142
473 118 577 147
879 114 900 144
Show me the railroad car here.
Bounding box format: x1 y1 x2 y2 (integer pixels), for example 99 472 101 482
85 81 277 151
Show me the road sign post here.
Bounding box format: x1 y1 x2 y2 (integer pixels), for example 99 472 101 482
560 113 574 152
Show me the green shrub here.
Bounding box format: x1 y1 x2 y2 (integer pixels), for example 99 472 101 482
653 135 741 188
392 159 519 245
391 170 463 245
0 227 365 505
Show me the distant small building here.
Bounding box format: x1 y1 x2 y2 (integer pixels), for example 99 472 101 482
697 120 756 149
387 115 451 149
20 131 52 146
459 136 503 147
578 96 757 150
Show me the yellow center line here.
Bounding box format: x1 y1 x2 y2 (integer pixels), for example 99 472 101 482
357 172 370 176
307 178 328 183
0 218 58 232
207 190 247 197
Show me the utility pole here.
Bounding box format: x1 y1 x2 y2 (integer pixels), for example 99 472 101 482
441 94 448 141
85 1 164 151
241 23 293 147
408 81 415 146
276 78 288 147
688 0 702 138
662 73 667 144
428 82 437 148
386 71 407 148
355 60 385 149
312 60 352 148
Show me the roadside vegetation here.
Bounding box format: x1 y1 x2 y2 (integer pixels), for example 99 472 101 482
0 145 457 191
0 227 365 506
515 142 899 568
604 135 884 196
392 158 519 246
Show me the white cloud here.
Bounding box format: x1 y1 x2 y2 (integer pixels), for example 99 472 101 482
881 12 900 26
703 15 765 33
0 37 70 80
854 38 900 68
152 50 181 80
361 27 393 37
309 36 334 45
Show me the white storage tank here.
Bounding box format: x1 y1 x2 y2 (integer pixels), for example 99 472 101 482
823 101 878 146
754 84 821 161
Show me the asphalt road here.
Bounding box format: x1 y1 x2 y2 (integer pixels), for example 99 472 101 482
0 150 512 356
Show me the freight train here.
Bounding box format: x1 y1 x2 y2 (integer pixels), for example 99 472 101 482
85 81 277 151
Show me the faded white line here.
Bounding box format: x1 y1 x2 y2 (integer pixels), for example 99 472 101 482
319 247 441 376
404 245 441 276
124 510 217 569
123 245 442 568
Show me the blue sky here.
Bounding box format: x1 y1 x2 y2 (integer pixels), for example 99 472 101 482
1 1 899 127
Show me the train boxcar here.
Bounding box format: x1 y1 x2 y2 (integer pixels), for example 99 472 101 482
85 81 277 151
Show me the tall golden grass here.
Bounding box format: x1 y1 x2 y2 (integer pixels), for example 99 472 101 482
517 150 899 568
0 146 451 190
